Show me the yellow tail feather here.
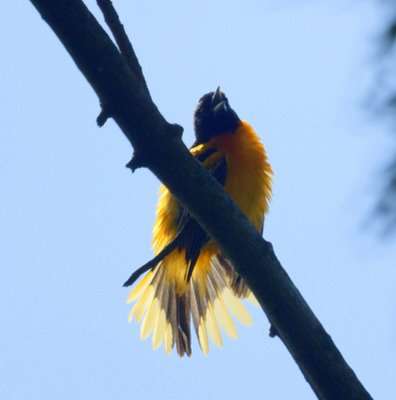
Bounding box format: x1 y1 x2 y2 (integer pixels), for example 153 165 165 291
128 253 257 355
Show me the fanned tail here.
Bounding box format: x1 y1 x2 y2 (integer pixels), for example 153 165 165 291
127 257 192 357
127 253 256 356
213 255 259 306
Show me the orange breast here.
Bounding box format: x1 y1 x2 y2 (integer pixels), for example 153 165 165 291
209 120 272 231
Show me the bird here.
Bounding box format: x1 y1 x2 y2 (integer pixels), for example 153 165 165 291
124 87 272 356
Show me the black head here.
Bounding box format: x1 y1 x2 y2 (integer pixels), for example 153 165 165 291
193 87 241 143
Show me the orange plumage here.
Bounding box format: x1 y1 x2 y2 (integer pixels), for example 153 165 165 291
125 88 272 356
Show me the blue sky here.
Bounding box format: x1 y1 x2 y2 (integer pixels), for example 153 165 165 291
1 1 395 399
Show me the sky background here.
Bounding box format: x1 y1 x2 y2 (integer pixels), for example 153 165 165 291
1 1 395 399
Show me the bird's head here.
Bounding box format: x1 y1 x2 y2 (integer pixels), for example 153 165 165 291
193 87 240 143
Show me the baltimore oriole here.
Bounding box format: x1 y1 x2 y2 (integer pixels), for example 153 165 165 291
124 88 272 356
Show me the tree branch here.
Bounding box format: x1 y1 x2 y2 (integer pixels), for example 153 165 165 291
96 0 151 101
29 1 372 399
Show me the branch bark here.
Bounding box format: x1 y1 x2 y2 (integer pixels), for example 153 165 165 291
29 1 372 399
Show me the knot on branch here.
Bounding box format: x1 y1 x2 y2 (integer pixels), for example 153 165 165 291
170 123 184 139
126 151 146 172
97 110 109 127
269 324 279 338
97 101 113 127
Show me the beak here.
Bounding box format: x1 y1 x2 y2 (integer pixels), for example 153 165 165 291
212 86 227 113
212 86 223 105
